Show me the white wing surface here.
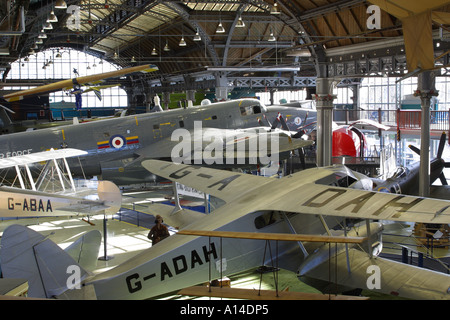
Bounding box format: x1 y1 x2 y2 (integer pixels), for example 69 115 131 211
141 160 272 203
143 160 450 224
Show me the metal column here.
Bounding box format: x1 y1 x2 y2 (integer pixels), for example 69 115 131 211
416 71 439 197
315 78 337 167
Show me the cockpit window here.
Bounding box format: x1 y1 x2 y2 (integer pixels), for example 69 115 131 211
315 173 358 187
254 211 281 229
240 103 266 116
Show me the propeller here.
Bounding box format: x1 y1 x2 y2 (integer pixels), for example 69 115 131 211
409 132 450 185
259 112 311 171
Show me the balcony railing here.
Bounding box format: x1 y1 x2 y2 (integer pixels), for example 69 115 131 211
334 108 450 136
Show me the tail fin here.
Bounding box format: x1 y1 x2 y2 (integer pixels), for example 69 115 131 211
0 225 92 299
97 180 122 214
64 230 101 271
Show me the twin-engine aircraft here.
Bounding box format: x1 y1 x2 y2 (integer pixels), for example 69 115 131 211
0 96 316 186
2 160 449 300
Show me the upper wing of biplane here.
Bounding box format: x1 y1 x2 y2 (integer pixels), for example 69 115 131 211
0 148 87 169
143 160 450 224
2 64 158 102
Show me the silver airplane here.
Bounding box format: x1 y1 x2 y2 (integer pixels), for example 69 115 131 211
0 97 316 186
1 160 450 299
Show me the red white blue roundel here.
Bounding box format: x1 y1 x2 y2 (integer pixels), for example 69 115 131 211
110 135 125 149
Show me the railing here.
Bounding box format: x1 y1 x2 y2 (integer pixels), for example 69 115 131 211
334 108 450 134
381 232 450 274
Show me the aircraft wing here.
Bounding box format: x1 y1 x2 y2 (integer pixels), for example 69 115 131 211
2 64 158 102
137 127 312 161
349 119 390 131
141 160 272 204
143 160 450 224
299 246 450 300
0 148 87 169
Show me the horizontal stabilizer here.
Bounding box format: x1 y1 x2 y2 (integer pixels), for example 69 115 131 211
97 180 122 214
0 225 90 299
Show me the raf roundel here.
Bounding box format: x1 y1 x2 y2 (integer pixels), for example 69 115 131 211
110 135 126 149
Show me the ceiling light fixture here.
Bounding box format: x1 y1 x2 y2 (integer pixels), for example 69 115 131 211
179 36 187 47
43 22 53 30
193 29 202 41
216 21 225 33
55 0 67 9
47 10 58 23
270 1 280 14
268 29 276 42
151 47 158 55
38 30 47 39
164 41 170 51
236 16 245 28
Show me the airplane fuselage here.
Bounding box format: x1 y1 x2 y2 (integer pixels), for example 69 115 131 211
0 99 316 185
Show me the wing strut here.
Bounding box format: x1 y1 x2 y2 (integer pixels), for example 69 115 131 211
172 182 182 214
366 220 372 258
282 212 309 257
62 157 76 192
14 165 25 189
53 158 66 191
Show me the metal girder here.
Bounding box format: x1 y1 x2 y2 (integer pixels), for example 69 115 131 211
326 40 450 78
163 1 220 67
231 76 316 89
89 0 158 46
222 3 248 67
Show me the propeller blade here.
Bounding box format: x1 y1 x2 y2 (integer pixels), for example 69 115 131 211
93 89 102 101
278 114 289 131
437 132 446 159
303 111 309 126
271 113 281 130
263 114 272 127
439 172 448 185
409 145 421 156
